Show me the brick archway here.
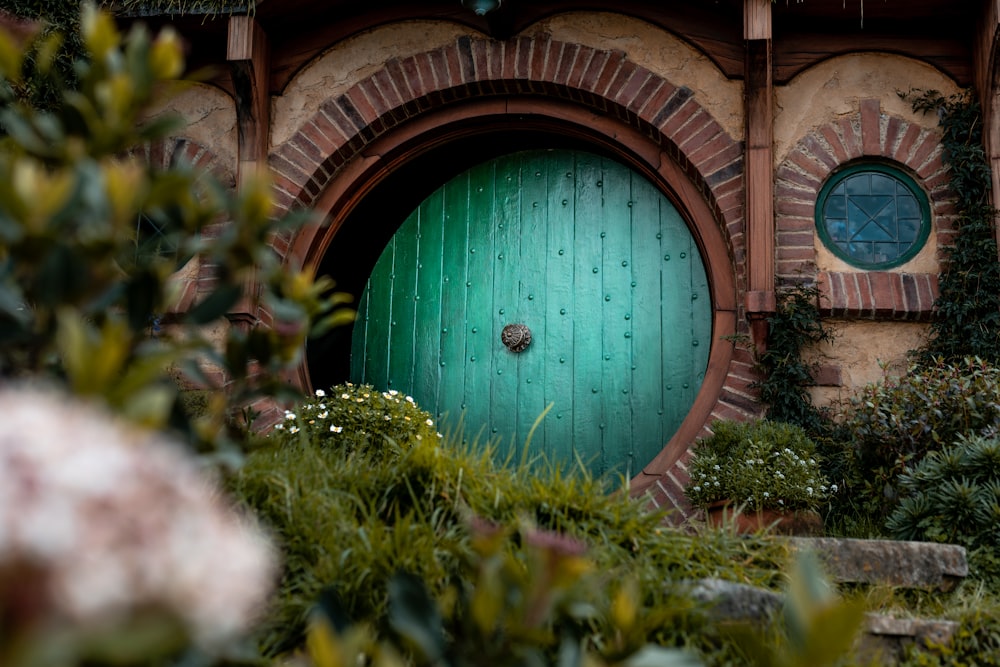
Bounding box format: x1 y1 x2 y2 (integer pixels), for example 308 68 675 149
268 33 755 518
129 137 236 315
775 99 957 320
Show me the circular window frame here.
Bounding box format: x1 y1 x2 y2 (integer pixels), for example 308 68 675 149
815 162 931 270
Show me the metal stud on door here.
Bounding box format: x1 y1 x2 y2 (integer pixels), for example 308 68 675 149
352 150 710 479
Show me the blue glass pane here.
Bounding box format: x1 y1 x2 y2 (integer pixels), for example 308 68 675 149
831 182 846 196
845 175 870 195
826 219 848 242
898 217 920 242
846 241 874 264
897 194 919 218
871 174 896 195
855 221 893 242
825 195 847 218
875 242 900 262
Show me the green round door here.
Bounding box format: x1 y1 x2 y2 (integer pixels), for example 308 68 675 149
351 149 710 478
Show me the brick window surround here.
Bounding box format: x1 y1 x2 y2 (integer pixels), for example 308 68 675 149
775 98 956 322
266 33 761 520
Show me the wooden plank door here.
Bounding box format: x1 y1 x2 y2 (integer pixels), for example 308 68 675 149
351 149 710 479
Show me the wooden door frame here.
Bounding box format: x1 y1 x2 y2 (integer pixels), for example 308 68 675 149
289 96 740 498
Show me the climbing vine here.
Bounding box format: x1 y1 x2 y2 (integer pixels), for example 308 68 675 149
752 283 834 437
905 89 1000 365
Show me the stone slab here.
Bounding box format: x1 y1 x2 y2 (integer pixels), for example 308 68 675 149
788 537 968 590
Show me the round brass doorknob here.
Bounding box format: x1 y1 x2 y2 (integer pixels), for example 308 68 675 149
501 323 531 352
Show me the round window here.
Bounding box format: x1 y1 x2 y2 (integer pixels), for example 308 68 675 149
815 163 931 269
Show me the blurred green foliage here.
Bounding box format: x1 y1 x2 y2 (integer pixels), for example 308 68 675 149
0 6 351 455
232 391 793 664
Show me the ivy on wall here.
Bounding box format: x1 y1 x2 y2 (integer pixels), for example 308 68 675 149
906 90 1000 365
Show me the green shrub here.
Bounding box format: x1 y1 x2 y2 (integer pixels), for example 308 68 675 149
887 434 1000 550
232 398 792 661
834 357 1000 522
269 383 441 459
684 420 831 512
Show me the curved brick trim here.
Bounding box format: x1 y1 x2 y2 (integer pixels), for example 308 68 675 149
270 35 744 272
775 98 957 296
129 137 237 313
271 34 751 517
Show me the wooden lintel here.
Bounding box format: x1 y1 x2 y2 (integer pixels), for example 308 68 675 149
227 15 271 180
744 0 772 41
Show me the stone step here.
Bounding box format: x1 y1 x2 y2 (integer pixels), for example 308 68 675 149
858 614 958 663
688 578 959 664
788 537 968 591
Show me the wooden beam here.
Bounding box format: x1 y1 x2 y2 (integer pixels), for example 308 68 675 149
744 0 775 351
973 0 1000 253
227 16 271 181
744 0 772 40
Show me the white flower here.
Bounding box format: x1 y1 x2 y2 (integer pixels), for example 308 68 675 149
806 487 813 495
757 459 764 465
763 492 770 498
289 426 299 434
341 393 350 400
713 481 720 487
330 425 343 433
778 499 784 506
384 415 391 421
776 472 785 480
416 435 422 440
389 390 399 396
0 387 276 647
318 403 326 409
425 419 434 426
799 460 807 466
356 398 364 403
284 412 296 421
831 484 839 492
746 459 755 466
693 486 702 492
712 464 721 471
437 433 443 439
318 412 328 419
273 423 284 430
406 396 415 403
315 389 326 398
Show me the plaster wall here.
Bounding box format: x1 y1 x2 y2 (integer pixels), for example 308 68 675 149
271 12 743 148
534 13 743 141
146 82 238 171
808 320 928 408
775 53 959 275
271 21 470 147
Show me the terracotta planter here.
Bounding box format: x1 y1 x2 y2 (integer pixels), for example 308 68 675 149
705 501 823 536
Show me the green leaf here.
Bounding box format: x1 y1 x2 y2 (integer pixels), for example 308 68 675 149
388 572 446 665
184 284 241 324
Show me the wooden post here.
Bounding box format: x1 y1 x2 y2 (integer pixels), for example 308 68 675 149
974 0 1000 255
744 0 776 352
227 16 271 331
227 15 271 183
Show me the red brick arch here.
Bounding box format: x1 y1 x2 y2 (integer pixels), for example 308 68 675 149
129 137 236 314
775 99 957 321
268 33 755 519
